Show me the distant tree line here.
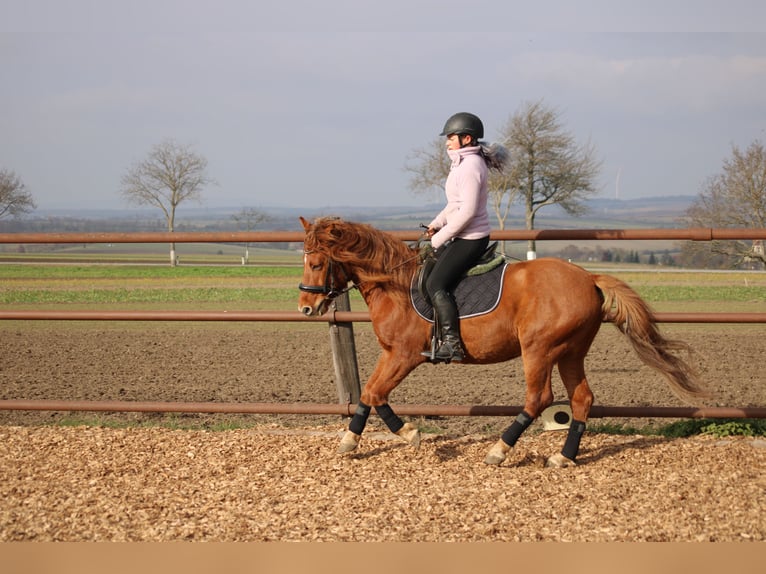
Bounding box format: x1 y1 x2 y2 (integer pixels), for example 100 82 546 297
3 108 765 269
551 244 678 266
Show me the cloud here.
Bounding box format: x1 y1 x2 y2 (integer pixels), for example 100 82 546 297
507 49 766 117
2 2 765 210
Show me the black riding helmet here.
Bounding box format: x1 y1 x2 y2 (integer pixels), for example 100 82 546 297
439 112 484 139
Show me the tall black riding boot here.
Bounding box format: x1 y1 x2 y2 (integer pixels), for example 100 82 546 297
422 289 464 363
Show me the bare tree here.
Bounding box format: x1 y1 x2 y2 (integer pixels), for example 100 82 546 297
0 169 36 219
486 162 518 255
500 100 601 258
231 207 271 264
121 139 213 265
403 137 450 198
681 140 766 269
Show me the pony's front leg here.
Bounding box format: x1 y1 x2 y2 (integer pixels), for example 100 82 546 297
376 404 420 448
337 402 421 452
337 348 423 454
337 402 371 453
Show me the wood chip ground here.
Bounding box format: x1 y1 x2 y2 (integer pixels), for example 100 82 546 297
2 425 764 542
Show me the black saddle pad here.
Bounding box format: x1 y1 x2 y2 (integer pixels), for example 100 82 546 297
410 263 508 322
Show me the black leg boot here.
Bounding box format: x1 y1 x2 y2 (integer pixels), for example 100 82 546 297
423 290 464 363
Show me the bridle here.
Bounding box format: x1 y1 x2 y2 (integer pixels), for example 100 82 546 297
298 250 355 300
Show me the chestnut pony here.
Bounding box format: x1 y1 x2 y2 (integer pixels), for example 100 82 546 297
298 216 708 467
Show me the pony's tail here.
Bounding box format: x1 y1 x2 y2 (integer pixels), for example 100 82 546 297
593 274 711 404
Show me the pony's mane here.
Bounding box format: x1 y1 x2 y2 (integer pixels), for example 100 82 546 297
304 217 417 296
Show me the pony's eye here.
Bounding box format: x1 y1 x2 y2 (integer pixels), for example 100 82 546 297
311 263 323 271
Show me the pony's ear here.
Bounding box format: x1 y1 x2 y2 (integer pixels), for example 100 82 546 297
299 216 311 232
327 220 344 239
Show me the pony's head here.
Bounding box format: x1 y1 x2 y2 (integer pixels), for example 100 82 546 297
297 216 417 316
298 217 353 316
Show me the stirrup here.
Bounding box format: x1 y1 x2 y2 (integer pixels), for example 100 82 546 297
422 338 464 363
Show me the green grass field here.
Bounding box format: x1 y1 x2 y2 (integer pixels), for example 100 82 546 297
1 263 764 311
0 264 305 306
0 243 304 266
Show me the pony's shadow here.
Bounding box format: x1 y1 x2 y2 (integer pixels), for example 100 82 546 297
573 435 666 466
430 434 668 467
346 434 668 467
347 440 411 460
432 435 488 462
509 436 667 467
347 434 485 462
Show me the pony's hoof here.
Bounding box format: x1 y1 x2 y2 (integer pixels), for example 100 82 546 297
545 453 576 468
484 439 511 466
396 422 421 449
337 430 361 454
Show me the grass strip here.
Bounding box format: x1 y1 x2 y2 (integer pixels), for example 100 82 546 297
0 287 302 305
590 418 766 438
0 264 302 280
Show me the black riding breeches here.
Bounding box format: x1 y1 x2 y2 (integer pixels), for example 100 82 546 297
425 236 490 298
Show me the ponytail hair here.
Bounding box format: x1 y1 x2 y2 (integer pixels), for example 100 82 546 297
479 142 510 172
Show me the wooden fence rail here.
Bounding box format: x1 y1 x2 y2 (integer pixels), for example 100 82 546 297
3 226 766 244
1 227 764 419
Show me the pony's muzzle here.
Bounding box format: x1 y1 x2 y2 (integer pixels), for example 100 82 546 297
300 297 330 317
300 305 315 316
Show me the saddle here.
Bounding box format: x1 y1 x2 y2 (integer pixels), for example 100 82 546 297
411 242 508 322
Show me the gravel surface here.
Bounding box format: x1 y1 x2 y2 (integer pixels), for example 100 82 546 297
1 322 764 541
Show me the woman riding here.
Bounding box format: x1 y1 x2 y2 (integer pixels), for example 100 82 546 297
423 112 509 363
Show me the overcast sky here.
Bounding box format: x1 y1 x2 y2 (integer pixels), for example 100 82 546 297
2 1 765 213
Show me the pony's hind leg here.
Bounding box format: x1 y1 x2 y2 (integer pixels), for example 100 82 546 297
546 354 594 468
485 352 554 465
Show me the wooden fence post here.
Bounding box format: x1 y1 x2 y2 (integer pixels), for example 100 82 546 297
328 292 361 405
